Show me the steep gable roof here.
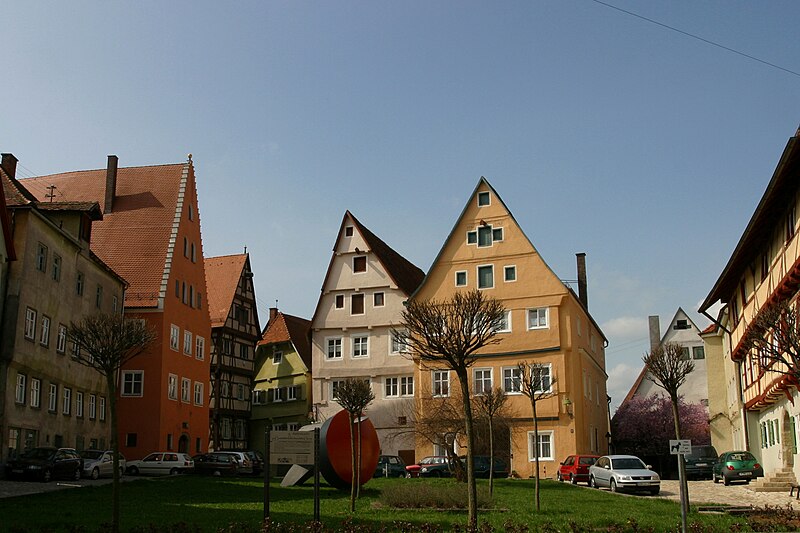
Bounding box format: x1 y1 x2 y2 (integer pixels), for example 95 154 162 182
19 162 189 308
205 254 249 328
258 311 312 370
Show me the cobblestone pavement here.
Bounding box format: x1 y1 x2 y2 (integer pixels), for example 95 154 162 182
615 480 800 510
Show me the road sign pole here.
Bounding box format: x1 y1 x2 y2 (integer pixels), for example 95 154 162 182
264 426 271 522
314 427 320 522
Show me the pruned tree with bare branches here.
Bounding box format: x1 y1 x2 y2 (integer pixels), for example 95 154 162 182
741 298 800 382
68 313 156 533
334 378 375 512
473 387 508 496
394 289 505 528
517 361 557 511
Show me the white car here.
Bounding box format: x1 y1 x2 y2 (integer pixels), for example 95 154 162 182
589 454 660 495
126 452 194 476
80 449 126 479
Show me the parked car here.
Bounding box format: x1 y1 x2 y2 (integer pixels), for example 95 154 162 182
557 454 599 484
193 452 240 476
712 451 764 485
472 456 509 478
126 452 194 475
589 455 660 495
684 445 718 480
405 456 451 478
4 447 83 482
245 450 264 476
218 451 253 475
374 455 407 478
80 450 126 479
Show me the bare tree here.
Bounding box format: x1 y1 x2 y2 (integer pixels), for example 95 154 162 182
473 387 508 496
642 341 694 528
741 298 800 381
68 313 156 533
334 378 375 512
395 289 505 528
517 361 557 511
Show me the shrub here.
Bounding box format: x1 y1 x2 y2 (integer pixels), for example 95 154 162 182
379 482 493 509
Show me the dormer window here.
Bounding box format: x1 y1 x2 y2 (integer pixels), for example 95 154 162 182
478 191 490 206
353 256 367 273
467 224 503 247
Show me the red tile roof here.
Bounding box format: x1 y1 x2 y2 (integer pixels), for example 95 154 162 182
20 163 188 308
259 311 312 370
204 254 248 328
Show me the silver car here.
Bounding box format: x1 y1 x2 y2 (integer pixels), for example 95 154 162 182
80 449 126 479
126 452 194 476
589 454 660 495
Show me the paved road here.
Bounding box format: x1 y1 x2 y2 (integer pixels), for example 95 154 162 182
0 476 139 499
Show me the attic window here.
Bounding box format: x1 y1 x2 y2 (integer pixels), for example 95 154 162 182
273 351 283 364
335 294 344 309
345 226 354 237
353 256 367 273
674 320 690 330
478 191 490 207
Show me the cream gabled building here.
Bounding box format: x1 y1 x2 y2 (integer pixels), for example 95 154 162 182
310 211 424 464
411 178 609 479
700 129 800 479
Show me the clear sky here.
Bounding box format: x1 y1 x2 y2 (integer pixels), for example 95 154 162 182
3 1 799 411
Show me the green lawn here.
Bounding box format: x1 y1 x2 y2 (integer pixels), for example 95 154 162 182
0 476 751 532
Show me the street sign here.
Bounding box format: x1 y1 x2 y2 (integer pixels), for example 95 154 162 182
270 431 315 465
669 439 691 455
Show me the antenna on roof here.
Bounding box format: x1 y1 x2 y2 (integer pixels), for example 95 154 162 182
45 185 57 203
244 246 247 254
187 153 193 162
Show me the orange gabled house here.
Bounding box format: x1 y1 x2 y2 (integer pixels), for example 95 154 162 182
21 156 212 459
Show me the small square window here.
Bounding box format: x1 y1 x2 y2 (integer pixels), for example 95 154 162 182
467 231 477 245
693 346 705 360
455 271 467 287
335 294 345 309
353 256 367 273
504 266 516 282
373 292 385 307
477 265 494 289
492 228 503 242
477 191 490 206
273 351 283 364
345 226 354 237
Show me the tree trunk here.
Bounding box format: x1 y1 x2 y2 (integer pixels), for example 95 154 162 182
107 373 120 533
457 368 478 528
531 394 540 512
349 414 356 513
488 416 495 496
356 412 362 500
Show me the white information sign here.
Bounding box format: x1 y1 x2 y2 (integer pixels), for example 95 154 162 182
270 431 315 465
669 439 691 455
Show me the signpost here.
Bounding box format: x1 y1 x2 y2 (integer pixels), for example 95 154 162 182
669 439 691 533
264 428 320 523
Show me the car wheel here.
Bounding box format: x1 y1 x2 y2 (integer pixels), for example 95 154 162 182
170 468 179 475
712 473 719 484
744 479 750 484
405 472 412 479
570 474 577 485
42 469 52 483
557 472 563 482
74 467 82 481
650 488 660 496
723 475 730 486
589 476 597 488
91 467 100 480
610 479 618 493
129 466 139 476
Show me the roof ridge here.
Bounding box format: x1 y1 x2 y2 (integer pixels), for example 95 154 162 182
27 162 186 180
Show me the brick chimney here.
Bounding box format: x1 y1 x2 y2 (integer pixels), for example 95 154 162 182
648 315 661 352
576 253 588 308
104 155 118 214
269 307 278 323
1 153 18 179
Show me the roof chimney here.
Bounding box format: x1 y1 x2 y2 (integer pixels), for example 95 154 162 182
105 155 118 214
1 153 18 179
269 307 278 323
576 253 588 308
648 315 661 352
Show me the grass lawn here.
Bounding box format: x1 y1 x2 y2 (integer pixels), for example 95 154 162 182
0 476 751 532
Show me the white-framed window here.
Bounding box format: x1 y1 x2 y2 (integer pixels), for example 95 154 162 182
112 295 119 313
528 307 549 329
352 335 369 358
496 310 512 333
62 388 72 415
335 294 345 310
504 265 517 282
287 385 298 401
273 350 283 364
477 191 491 206
344 225 354 237
331 380 345 401
194 382 204 406
373 292 385 307
170 325 179 351
351 293 365 315
183 331 192 355
121 371 144 397
272 387 285 402
168 374 178 400
51 254 61 281
529 364 552 393
401 376 414 397
528 431 554 461
433 370 450 397
477 265 494 289
503 367 522 394
287 423 300 431
181 378 191 402
30 378 41 408
234 419 245 440
40 316 51 346
24 307 37 340
195 336 205 360
57 324 67 354
89 394 97 419
469 225 503 247
36 242 48 272
15 373 26 404
99 397 106 421
353 255 367 273
48 383 58 412
474 368 492 395
455 271 467 287
326 337 342 360
221 418 232 439
75 391 84 418
390 330 409 354
385 377 399 398
237 384 245 401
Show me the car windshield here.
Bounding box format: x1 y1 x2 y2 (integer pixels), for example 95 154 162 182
728 452 756 462
687 446 717 459
421 457 444 465
80 450 104 460
611 458 646 470
579 457 597 465
21 448 55 460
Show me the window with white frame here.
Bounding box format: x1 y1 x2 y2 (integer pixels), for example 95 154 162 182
496 310 512 333
36 242 47 272
433 370 450 397
503 367 522 393
529 364 552 393
527 307 548 329
24 308 36 340
468 225 503 247
400 376 414 396
99 397 106 421
287 385 298 401
48 383 58 412
352 335 369 358
221 418 232 439
528 431 554 461
40 316 51 346
455 271 467 287
477 265 494 289
194 382 204 405
351 293 365 315
75 391 84 417
170 325 179 351
57 324 67 354
474 368 492 395
15 373 26 404
52 254 61 281
181 378 191 402
373 292 385 307
122 371 144 396
183 331 192 355
30 378 41 408
335 294 345 309
89 394 96 419
331 380 345 400
62 388 71 415
390 331 409 354
273 350 283 364
195 336 205 360
287 423 300 431
326 338 342 359
234 420 245 440
385 377 399 398
237 384 245 401
504 265 516 282
168 374 178 400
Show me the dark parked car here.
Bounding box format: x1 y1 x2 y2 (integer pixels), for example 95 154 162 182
4 447 83 482
374 455 407 478
712 451 763 485
193 452 240 476
557 454 599 484
684 445 718 480
472 456 509 478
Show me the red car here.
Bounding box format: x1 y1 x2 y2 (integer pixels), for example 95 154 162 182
557 454 599 485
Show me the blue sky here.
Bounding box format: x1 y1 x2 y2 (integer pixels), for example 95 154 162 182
3 1 799 410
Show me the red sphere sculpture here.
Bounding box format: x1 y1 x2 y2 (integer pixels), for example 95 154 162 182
319 410 380 490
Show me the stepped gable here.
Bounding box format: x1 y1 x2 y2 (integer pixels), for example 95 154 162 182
205 254 249 328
